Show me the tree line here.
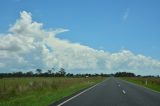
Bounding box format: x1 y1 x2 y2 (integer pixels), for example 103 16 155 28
0 68 110 78
114 72 135 77
0 69 158 78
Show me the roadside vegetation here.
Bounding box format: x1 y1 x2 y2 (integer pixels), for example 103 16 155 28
0 68 107 106
120 77 160 92
115 72 160 92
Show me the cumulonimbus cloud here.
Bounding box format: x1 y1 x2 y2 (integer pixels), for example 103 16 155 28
0 11 160 75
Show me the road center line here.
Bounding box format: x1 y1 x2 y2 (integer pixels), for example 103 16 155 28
122 90 126 94
57 80 106 106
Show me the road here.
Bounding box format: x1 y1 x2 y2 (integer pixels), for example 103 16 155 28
51 77 160 106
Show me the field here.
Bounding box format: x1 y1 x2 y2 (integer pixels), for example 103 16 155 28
120 77 160 92
0 77 106 106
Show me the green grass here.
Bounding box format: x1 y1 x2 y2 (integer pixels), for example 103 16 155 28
120 77 160 92
0 77 106 106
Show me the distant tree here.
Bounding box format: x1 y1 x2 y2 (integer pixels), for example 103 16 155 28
58 68 66 77
26 71 33 76
48 70 52 74
36 69 42 74
66 73 73 77
137 75 141 77
14 71 23 77
115 72 135 77
42 72 49 77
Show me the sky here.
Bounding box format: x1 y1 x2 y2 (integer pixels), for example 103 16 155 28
0 0 160 75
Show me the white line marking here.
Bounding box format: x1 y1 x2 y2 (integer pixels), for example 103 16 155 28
122 90 126 94
118 78 160 94
57 80 106 106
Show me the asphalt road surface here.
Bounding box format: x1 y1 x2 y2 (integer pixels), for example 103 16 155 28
52 77 160 106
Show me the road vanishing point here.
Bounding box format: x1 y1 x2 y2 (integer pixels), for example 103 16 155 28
51 77 160 106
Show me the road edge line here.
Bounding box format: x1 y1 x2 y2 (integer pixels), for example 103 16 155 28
118 78 160 94
57 79 107 106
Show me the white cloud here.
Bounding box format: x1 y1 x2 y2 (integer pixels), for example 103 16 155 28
0 11 160 75
123 8 130 21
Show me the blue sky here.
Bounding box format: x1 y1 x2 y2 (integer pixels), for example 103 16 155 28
0 0 160 59
0 0 160 75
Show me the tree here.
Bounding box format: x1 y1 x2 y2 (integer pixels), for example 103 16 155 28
14 71 23 77
66 73 73 77
48 70 52 74
36 69 42 74
114 72 135 77
26 71 33 76
58 68 66 77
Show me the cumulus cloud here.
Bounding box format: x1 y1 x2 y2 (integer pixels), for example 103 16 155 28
0 11 160 75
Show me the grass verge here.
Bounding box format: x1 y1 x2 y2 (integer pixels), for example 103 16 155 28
120 77 160 92
0 77 106 106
